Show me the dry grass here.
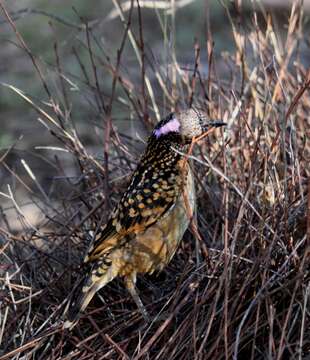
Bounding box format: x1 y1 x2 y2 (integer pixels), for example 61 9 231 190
0 1 309 359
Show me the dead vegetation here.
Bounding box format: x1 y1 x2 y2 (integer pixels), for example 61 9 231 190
0 1 309 359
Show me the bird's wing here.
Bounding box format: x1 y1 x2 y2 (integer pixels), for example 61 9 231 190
83 218 119 262
85 166 183 262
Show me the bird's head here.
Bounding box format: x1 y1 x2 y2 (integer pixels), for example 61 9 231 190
152 108 225 145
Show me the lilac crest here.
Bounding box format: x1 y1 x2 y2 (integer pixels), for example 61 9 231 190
154 117 180 138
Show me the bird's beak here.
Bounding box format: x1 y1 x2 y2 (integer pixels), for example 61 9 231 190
202 121 226 132
192 121 226 143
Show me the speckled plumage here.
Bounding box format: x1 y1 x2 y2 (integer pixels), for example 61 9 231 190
64 109 223 328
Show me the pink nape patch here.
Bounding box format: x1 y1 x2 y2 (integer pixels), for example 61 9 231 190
154 118 180 138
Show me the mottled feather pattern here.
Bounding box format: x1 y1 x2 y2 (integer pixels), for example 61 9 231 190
63 109 222 328
86 136 184 261
65 126 187 325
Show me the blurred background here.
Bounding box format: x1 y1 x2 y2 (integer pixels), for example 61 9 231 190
0 0 309 227
1 0 310 148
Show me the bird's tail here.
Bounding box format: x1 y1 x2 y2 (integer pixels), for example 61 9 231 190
63 278 97 329
63 265 115 330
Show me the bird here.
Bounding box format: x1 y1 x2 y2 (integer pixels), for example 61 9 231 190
63 108 225 329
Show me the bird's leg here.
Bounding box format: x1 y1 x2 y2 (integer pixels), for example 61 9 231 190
125 275 150 322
